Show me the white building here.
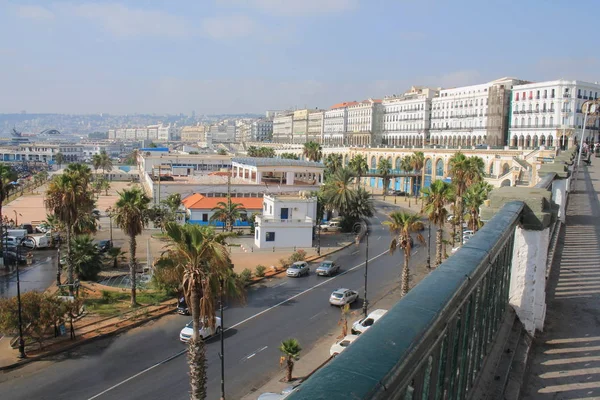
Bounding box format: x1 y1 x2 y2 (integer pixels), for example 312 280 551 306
429 77 526 147
509 79 600 149
254 194 317 249
345 99 384 146
208 124 236 143
382 86 438 147
323 102 355 145
273 113 293 143
180 125 207 142
308 111 325 143
251 119 273 142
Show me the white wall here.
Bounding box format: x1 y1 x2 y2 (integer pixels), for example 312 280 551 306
254 225 313 248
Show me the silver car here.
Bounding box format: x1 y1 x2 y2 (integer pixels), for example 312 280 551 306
329 288 358 306
315 260 340 276
286 261 309 277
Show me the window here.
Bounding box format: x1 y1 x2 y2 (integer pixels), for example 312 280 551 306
202 213 208 222
551 89 555 98
255 229 259 239
515 93 519 101
266 232 275 242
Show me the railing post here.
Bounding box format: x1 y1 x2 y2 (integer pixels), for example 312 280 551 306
481 187 555 336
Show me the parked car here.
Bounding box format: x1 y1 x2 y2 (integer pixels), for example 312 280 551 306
177 297 189 315
286 261 310 277
392 190 406 196
179 317 222 342
20 224 34 235
1 250 27 265
351 309 388 335
257 384 300 400
329 288 358 306
97 239 112 253
330 334 360 356
3 236 23 248
315 260 340 276
319 221 341 232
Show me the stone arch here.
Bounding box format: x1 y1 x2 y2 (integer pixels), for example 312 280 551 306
525 135 531 147
540 135 546 146
500 179 511 187
518 135 524 147
370 155 377 169
532 135 539 148
435 158 444 178
489 161 494 175
502 163 510 175
395 156 401 171
548 135 554 147
511 135 518 147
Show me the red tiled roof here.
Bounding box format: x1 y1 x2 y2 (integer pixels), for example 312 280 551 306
183 194 263 210
330 101 358 109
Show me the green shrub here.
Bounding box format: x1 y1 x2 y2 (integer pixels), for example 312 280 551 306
101 290 112 304
289 249 307 263
278 258 289 270
240 268 253 286
255 265 266 277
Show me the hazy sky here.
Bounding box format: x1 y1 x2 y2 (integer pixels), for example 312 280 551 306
0 0 598 115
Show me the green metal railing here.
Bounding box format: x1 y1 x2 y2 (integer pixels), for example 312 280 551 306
287 201 524 400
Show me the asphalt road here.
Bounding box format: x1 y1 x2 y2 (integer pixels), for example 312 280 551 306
0 250 59 298
0 203 436 400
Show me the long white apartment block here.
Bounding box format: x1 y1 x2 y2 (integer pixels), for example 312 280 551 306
509 80 600 148
323 102 354 145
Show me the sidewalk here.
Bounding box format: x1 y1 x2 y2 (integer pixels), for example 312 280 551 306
521 162 600 399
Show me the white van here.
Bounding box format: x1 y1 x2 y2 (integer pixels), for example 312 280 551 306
23 235 49 249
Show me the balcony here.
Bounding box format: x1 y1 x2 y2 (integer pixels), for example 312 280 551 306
563 94 570 98
255 215 314 227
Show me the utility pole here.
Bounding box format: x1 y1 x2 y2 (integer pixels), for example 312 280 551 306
363 226 369 318
16 244 26 358
426 222 431 269
219 277 225 400
157 165 161 205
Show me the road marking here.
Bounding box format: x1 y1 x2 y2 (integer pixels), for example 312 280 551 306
246 353 256 359
351 251 359 255
377 236 382 240
271 281 287 289
309 311 325 320
86 249 389 399
242 345 269 362
87 349 187 400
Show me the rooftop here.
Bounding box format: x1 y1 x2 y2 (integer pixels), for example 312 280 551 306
182 193 263 210
232 157 324 168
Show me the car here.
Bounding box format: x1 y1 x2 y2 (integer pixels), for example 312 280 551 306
319 221 341 232
329 288 358 306
351 309 388 334
315 260 340 276
177 296 189 315
97 239 112 253
257 384 300 400
463 230 474 236
392 190 406 196
179 317 222 342
286 261 309 277
1 250 27 265
330 334 360 356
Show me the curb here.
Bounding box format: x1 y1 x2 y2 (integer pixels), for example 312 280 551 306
0 305 175 372
245 241 355 286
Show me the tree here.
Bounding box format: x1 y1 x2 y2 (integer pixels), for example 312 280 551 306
463 182 493 232
0 164 17 253
210 197 246 232
383 211 425 296
279 338 302 382
164 222 242 399
99 150 113 174
124 150 138 166
302 141 322 162
421 180 454 267
400 156 414 196
70 235 103 281
377 158 393 199
45 165 95 294
449 153 485 243
410 151 425 200
348 154 369 188
280 152 299 160
347 188 374 221
92 154 102 175
323 153 343 179
162 193 181 214
100 179 111 196
55 152 65 169
217 148 227 156
114 187 151 307
104 246 125 270
322 167 356 216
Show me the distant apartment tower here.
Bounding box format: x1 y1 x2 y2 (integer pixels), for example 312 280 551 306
251 119 273 142
308 111 325 143
429 77 526 147
382 86 438 147
345 99 384 146
272 112 294 143
291 109 323 144
181 125 207 142
208 123 236 143
509 80 600 149
323 102 355 145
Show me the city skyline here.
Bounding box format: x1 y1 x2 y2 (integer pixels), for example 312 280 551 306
1 0 598 115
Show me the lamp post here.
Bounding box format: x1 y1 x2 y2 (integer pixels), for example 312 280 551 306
353 221 369 318
426 222 431 269
16 244 26 358
219 277 225 400
13 210 21 226
577 100 600 172
56 236 62 286
317 224 321 256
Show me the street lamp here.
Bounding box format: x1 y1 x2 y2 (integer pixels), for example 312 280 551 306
426 222 431 269
56 236 62 286
13 210 22 226
219 277 225 400
577 100 600 171
353 221 369 318
16 244 26 358
316 224 321 256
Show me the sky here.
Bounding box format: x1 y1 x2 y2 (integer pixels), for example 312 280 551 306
0 0 599 115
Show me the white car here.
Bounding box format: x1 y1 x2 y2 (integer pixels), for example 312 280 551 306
351 309 388 335
286 261 309 277
319 221 341 232
330 334 360 356
329 288 358 306
257 385 300 400
179 317 222 342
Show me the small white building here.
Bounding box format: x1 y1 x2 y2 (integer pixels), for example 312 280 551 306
254 193 317 249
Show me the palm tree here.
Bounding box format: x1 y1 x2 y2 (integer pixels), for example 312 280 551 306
210 196 246 232
383 211 425 296
280 152 299 160
411 151 425 201
164 222 240 400
55 152 65 169
92 154 102 176
114 187 151 307
279 338 302 382
322 167 356 216
99 150 113 174
400 156 414 197
463 181 493 232
45 171 95 294
324 153 343 178
100 179 111 196
162 193 181 214
377 158 392 199
0 164 16 246
302 141 322 162
348 154 369 188
347 188 375 220
70 235 103 281
421 180 454 267
449 153 485 243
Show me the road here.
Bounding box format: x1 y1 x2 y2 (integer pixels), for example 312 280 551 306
0 250 59 298
0 203 436 400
